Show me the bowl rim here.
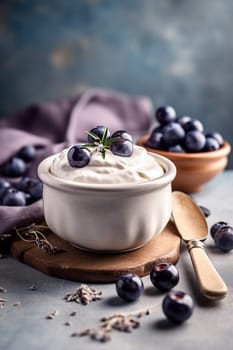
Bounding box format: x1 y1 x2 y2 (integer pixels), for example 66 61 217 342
137 135 231 160
38 150 176 193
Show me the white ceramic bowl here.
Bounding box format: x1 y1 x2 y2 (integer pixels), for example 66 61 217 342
38 152 176 253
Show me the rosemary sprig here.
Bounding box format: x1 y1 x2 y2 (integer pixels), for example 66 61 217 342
85 127 120 160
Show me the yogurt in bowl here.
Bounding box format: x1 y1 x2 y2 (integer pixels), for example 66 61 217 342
38 129 176 252
51 145 164 185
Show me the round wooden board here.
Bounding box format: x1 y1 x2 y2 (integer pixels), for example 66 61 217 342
11 221 181 283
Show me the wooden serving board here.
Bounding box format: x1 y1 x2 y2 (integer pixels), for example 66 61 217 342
11 221 181 283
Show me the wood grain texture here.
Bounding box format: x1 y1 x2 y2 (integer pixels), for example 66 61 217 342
189 246 228 300
11 221 181 282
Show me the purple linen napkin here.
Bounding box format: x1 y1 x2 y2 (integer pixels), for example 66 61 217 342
0 88 153 234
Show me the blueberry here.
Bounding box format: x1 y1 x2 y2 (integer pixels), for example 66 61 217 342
0 233 13 254
30 181 43 201
2 157 27 177
183 119 204 133
116 273 144 302
162 290 194 324
176 115 192 127
163 122 185 147
206 132 224 147
111 130 133 142
203 137 220 151
155 106 176 125
87 126 110 143
16 176 38 192
210 221 228 239
2 188 26 206
146 130 167 150
17 145 36 162
68 145 91 168
168 144 186 153
24 192 34 205
110 139 133 157
184 131 206 152
150 262 179 292
199 205 211 218
16 176 42 203
0 178 11 200
214 225 233 252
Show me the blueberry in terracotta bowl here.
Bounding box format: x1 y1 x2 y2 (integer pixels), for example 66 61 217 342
137 106 231 193
38 126 176 252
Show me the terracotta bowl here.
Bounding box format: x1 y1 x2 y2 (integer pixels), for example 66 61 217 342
137 134 231 193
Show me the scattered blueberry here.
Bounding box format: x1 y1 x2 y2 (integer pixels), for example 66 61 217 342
110 139 133 157
30 181 43 201
155 106 176 125
199 205 211 218
184 130 206 152
162 290 194 324
87 126 111 143
17 145 36 162
115 273 144 302
210 221 228 238
150 262 179 292
16 176 42 202
16 176 38 192
210 221 228 239
2 157 27 177
214 225 233 252
0 176 42 207
68 145 91 168
0 178 11 201
0 143 41 206
2 188 26 206
24 192 34 205
0 233 13 255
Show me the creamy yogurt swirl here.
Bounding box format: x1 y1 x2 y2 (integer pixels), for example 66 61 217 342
50 145 164 184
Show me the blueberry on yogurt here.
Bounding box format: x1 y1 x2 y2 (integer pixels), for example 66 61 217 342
87 126 111 144
68 145 91 168
110 139 133 157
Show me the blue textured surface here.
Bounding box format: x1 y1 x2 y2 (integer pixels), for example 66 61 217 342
0 0 232 167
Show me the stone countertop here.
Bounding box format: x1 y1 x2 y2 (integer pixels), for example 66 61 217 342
1 171 233 350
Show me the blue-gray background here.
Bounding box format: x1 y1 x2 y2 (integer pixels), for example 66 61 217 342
0 0 232 167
